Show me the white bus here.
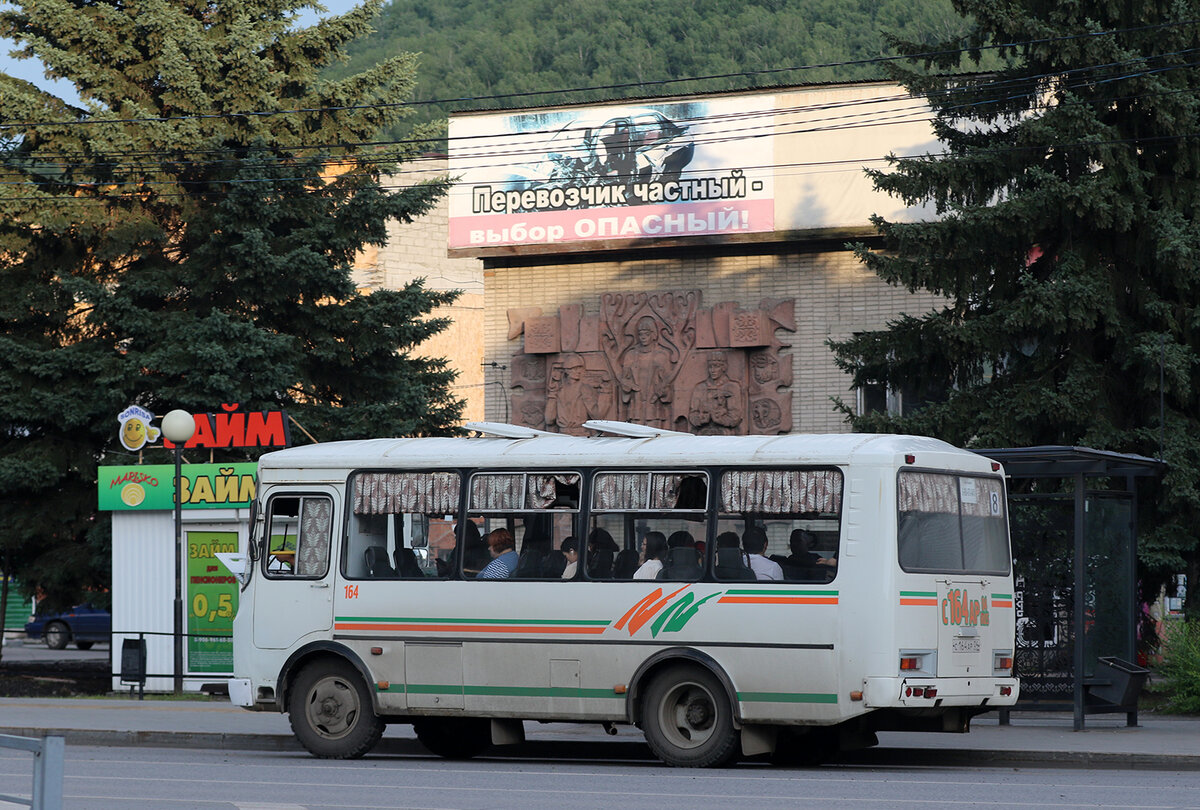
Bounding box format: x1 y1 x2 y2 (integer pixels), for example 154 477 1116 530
229 420 1018 767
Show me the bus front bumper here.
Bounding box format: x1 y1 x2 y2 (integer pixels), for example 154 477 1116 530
228 678 254 708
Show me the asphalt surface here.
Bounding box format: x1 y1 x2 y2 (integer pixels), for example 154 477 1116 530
2 638 1198 770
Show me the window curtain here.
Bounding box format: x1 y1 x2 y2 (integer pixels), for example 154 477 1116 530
469 473 524 510
959 477 1005 518
592 473 647 510
295 498 331 575
721 469 843 514
526 473 580 509
354 472 460 515
897 472 959 515
649 474 683 509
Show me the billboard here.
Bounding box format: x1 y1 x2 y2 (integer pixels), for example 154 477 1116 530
98 463 257 511
448 84 938 255
449 96 775 251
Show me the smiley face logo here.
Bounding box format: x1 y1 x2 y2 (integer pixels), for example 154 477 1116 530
117 406 161 451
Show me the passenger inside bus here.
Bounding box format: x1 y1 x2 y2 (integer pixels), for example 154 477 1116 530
553 537 578 579
478 528 518 578
633 531 667 579
586 528 617 578
743 527 783 581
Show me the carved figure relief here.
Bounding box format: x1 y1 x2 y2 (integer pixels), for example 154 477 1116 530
688 351 743 435
508 290 794 435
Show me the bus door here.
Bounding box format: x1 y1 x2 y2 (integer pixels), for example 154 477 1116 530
936 578 990 677
254 491 337 649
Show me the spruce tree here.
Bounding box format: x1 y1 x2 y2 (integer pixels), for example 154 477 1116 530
0 0 461 609
830 2 1200 609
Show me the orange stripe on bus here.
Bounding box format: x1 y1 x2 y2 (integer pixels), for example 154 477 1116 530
337 623 607 634
991 600 1013 608
718 596 839 605
899 598 938 606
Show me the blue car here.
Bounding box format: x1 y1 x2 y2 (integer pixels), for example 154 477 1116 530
24 604 111 650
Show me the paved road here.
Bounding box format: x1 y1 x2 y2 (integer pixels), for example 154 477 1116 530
0 636 109 664
5 742 1200 810
4 636 1200 772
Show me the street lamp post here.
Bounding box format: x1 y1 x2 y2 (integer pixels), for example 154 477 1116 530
161 409 195 695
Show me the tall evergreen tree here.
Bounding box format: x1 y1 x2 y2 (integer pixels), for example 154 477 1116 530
831 2 1200 609
0 0 461 610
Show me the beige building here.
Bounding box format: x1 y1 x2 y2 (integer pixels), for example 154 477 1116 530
354 158 486 423
366 82 946 433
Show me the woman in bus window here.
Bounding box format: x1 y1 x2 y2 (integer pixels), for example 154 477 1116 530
478 529 518 579
634 531 668 580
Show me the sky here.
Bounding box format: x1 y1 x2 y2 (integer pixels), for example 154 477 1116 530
0 0 366 106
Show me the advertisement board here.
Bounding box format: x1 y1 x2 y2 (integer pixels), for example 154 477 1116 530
449 95 775 250
98 463 257 511
185 529 239 673
447 83 939 255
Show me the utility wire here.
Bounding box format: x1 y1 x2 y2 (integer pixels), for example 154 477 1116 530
1 17 1197 131
3 44 1196 184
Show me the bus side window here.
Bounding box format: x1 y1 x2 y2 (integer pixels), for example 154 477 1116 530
349 472 460 580
265 495 332 578
717 468 843 584
467 472 580 580
590 471 709 581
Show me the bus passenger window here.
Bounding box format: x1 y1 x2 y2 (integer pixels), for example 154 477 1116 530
590 471 709 581
466 472 580 580
718 468 843 584
264 495 332 578
348 471 461 580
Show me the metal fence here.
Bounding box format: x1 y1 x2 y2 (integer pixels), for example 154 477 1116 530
0 734 63 810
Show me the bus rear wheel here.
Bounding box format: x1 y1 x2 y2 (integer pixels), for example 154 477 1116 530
288 660 384 759
412 717 492 759
642 664 739 768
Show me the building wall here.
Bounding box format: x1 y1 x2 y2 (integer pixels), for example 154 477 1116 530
354 157 486 424
484 247 945 433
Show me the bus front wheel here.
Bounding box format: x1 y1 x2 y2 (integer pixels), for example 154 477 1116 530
412 717 492 759
288 660 384 759
642 664 739 767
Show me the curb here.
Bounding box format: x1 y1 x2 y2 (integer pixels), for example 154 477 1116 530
841 747 1200 771
4 727 1200 770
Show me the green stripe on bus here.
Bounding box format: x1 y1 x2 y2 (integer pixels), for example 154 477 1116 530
991 593 1013 599
899 591 937 598
722 590 838 597
382 683 621 699
338 616 611 626
737 691 838 704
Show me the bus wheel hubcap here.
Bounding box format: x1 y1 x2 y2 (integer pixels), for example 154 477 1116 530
308 677 357 738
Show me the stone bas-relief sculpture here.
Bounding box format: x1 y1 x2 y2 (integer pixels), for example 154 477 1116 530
508 290 794 435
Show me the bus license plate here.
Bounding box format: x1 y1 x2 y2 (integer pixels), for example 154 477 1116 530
953 636 981 654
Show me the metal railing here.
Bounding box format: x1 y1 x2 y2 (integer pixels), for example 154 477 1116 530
0 734 63 810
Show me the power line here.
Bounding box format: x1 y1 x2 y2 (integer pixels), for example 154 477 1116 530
2 18 1197 132
4 41 1197 185
2 67 1195 187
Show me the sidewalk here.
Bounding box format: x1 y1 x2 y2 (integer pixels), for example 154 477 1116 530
2 696 1199 769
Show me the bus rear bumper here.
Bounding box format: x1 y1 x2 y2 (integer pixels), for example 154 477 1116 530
863 676 1019 708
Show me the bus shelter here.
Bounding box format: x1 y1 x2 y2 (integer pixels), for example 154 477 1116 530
978 447 1164 730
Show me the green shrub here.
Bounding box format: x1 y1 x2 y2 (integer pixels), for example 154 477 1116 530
1154 620 1200 713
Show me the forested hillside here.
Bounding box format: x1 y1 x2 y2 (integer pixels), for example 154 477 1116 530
330 0 970 132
